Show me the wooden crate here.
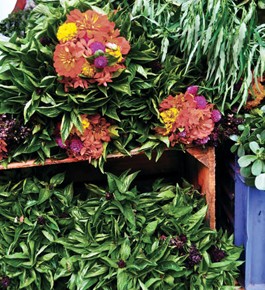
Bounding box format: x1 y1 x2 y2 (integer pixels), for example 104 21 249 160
0 146 216 228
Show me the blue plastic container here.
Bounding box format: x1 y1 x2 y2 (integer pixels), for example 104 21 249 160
235 171 265 289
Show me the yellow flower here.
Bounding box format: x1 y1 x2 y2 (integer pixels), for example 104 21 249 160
106 46 123 63
57 22 78 42
160 107 179 134
82 118 90 129
81 62 95 78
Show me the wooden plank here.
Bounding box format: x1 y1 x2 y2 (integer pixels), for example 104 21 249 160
187 146 216 229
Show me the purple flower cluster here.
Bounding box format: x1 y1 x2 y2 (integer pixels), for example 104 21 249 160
170 234 187 250
0 276 10 289
185 245 202 268
37 216 46 225
208 246 226 262
0 114 32 148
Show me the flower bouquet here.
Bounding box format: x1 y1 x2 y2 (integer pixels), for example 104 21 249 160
0 0 203 166
155 86 221 147
53 8 130 90
55 114 112 162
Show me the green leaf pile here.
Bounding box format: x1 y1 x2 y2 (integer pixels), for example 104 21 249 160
0 170 243 289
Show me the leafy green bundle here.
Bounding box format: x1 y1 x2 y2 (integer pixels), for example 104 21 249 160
0 170 242 289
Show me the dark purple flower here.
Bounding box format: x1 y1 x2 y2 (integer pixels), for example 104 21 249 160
186 85 199 96
90 41 105 54
209 246 226 262
185 245 202 268
40 36 52 46
1 276 10 289
37 216 46 225
94 56 108 69
149 60 163 72
56 137 68 149
117 259 126 268
35 88 43 95
195 136 210 145
70 137 83 153
178 130 186 138
179 234 187 243
194 95 207 109
59 212 70 218
105 192 114 200
170 234 187 250
211 109 222 122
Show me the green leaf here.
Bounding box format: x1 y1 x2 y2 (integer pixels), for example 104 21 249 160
138 279 149 290
120 238 131 260
186 205 208 231
238 155 257 167
37 188 51 205
60 113 73 143
157 190 175 199
255 174 265 190
100 256 118 268
117 270 131 290
159 261 183 272
251 159 263 176
84 266 108 278
162 204 192 218
249 141 260 154
50 173 65 186
40 253 57 262
143 220 158 236
123 204 136 228
42 230 55 242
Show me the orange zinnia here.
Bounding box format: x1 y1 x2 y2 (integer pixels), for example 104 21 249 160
66 9 114 38
53 42 85 78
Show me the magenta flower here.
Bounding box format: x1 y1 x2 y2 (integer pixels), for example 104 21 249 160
211 109 222 122
94 56 108 69
186 85 199 96
70 137 83 153
194 95 207 109
195 136 210 145
90 41 105 54
56 137 68 149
